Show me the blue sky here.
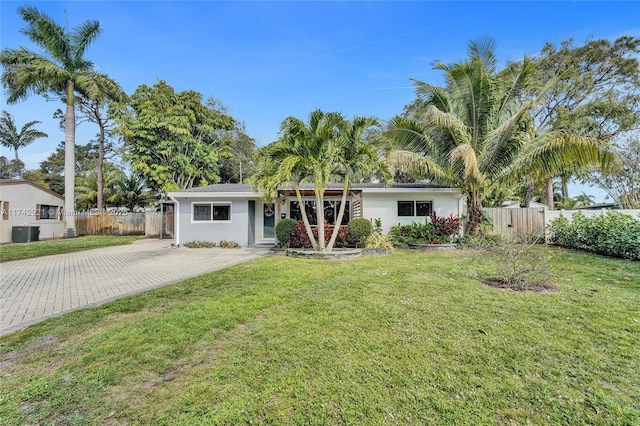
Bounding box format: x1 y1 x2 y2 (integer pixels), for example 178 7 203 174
2 1 639 201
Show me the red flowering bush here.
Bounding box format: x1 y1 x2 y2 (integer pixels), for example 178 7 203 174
430 211 461 237
289 220 350 248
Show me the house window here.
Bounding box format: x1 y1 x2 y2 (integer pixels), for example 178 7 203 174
397 201 414 216
290 201 317 225
324 201 350 225
416 201 433 217
38 204 61 220
290 200 349 226
398 201 433 217
192 203 231 222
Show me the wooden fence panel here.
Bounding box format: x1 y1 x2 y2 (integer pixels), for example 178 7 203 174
145 209 174 238
75 212 146 236
484 208 546 240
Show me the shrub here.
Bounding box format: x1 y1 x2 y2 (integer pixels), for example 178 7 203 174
348 218 373 247
481 237 555 291
183 240 216 248
219 240 240 249
388 220 439 246
290 221 313 248
456 233 503 249
430 211 461 237
548 211 640 260
364 233 395 252
546 215 577 248
275 218 298 247
409 221 435 241
289 221 350 248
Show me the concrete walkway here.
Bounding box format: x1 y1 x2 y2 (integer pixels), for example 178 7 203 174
0 239 269 336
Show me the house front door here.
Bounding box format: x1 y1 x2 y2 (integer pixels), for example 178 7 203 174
263 203 275 239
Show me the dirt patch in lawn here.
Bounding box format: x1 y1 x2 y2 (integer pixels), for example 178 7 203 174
480 277 557 293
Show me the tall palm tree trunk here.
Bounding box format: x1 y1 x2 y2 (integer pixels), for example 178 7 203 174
545 178 555 210
524 181 535 208
295 187 319 250
64 81 77 237
466 190 483 236
13 148 21 178
327 180 349 251
97 120 105 211
315 190 326 251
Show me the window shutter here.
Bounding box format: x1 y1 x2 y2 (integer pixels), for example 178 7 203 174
2 201 8 220
35 204 41 220
58 206 63 221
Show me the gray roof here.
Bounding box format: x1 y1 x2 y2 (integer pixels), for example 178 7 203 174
173 182 450 194
178 183 255 193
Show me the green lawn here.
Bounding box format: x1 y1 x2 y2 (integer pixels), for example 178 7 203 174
0 235 142 262
0 248 638 425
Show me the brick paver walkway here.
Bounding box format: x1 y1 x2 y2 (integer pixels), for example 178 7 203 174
0 239 269 336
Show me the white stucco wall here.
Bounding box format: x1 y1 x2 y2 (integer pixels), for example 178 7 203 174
361 189 464 234
174 196 252 246
0 181 65 243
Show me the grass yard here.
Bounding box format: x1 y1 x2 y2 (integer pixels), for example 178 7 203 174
0 248 638 425
0 235 142 262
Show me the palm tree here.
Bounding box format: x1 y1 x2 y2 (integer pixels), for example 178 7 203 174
326 116 391 249
115 174 155 211
386 38 616 234
253 111 391 252
0 110 47 175
573 192 596 207
1 6 123 237
252 110 343 251
75 164 126 209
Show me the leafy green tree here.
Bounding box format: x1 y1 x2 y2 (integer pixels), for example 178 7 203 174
1 6 124 237
588 135 640 209
34 142 97 195
112 81 236 193
0 110 47 175
218 126 256 184
387 38 615 234
21 168 48 188
0 156 24 179
525 36 640 207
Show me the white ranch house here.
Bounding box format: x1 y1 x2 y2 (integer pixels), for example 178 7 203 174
168 183 464 246
0 179 65 243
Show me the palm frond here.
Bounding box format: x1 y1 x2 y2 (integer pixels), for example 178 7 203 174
71 20 101 60
1 49 68 103
388 149 450 183
467 36 497 73
507 133 619 180
450 143 482 183
18 6 71 64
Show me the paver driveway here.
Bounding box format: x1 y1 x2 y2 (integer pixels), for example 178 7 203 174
0 239 269 336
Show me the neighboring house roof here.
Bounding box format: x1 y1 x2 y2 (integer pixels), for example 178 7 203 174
0 179 64 201
169 182 459 197
577 203 618 210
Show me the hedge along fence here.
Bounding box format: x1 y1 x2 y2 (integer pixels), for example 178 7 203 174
547 210 640 260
